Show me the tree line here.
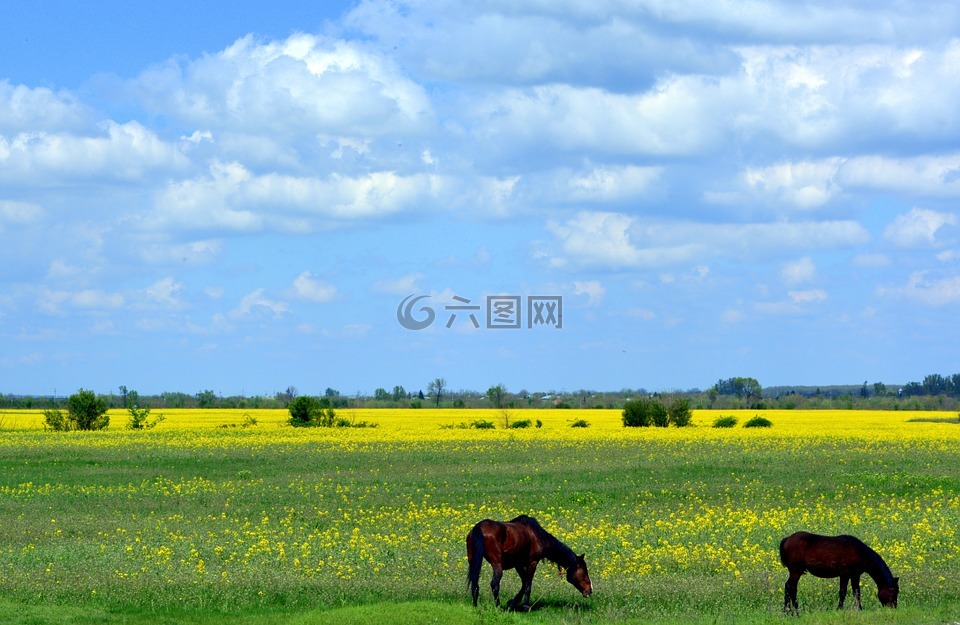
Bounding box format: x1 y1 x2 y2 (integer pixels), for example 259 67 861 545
4 371 960 412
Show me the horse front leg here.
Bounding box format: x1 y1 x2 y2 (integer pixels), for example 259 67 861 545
506 566 531 611
837 576 848 609
508 562 538 611
851 575 862 610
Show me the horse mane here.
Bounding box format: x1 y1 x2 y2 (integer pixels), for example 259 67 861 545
511 515 579 569
842 535 896 587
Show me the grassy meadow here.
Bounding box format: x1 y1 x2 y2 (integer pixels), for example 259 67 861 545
0 407 957 624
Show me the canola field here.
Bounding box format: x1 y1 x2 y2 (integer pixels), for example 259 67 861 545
0 407 957 623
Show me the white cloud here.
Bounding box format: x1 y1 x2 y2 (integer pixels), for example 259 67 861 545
743 159 843 208
788 289 827 303
292 272 337 303
884 207 957 248
567 165 663 203
229 289 288 319
0 81 90 132
145 277 185 308
0 200 43 226
373 273 424 295
474 81 725 156
878 271 960 305
545 211 869 269
781 257 816 285
0 121 188 184
572 280 605 306
151 162 447 233
135 33 432 139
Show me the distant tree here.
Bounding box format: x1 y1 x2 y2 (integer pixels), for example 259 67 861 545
650 400 669 427
622 397 653 427
374 387 390 401
392 385 406 402
427 378 446 407
288 396 326 427
45 389 109 431
196 389 217 408
324 387 340 398
668 396 692 427
487 384 507 409
712 377 762 402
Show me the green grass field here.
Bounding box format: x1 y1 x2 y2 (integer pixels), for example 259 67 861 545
0 409 957 624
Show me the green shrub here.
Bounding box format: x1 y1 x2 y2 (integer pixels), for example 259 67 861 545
44 389 109 431
471 419 495 429
668 397 693 427
743 415 773 428
570 419 590 428
622 398 652 427
712 415 738 428
127 405 165 430
509 419 532 429
650 401 669 427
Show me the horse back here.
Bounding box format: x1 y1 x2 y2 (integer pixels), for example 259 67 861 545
780 531 867 577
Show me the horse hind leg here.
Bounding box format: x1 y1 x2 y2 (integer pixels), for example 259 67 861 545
490 565 503 608
851 575 862 610
784 571 801 614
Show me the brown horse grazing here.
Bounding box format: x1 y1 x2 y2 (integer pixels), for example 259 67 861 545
780 531 899 612
466 515 592 611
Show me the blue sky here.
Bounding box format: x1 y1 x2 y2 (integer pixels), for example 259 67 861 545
2 1 959 397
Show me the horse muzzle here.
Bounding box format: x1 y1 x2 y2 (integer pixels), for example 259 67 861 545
581 587 593 598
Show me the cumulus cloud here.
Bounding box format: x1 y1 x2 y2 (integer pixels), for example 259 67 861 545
0 200 43 226
292 271 337 302
0 81 91 133
545 211 869 269
145 277 185 308
0 121 188 184
572 280 605 306
229 289 288 319
135 33 432 139
884 207 958 248
781 257 817 285
878 271 960 305
150 161 448 233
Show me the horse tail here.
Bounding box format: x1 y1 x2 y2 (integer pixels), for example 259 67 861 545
466 523 486 589
778 534 790 567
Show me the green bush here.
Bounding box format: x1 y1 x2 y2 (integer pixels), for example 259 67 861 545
509 419 532 429
650 401 669 427
668 397 693 427
471 419 495 429
712 415 738 428
127 405 165 430
743 415 773 428
570 419 590 428
288 395 322 427
44 389 109 431
622 398 652 427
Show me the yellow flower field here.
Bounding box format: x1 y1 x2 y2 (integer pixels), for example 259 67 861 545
0 407 957 621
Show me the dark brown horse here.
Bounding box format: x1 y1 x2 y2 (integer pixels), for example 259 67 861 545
780 531 899 612
466 515 592 610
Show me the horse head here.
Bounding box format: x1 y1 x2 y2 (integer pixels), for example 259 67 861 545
564 554 592 598
878 577 899 608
